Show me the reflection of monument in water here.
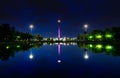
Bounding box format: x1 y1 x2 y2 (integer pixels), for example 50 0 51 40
58 43 61 63
57 19 61 63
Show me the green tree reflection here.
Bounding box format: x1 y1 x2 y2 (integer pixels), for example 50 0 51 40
77 42 120 56
0 43 42 61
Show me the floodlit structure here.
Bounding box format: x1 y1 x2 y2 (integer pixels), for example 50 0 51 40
58 19 61 40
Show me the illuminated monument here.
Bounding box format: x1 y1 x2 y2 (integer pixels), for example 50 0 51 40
57 19 61 41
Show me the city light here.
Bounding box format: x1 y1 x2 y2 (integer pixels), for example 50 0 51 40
88 44 93 48
105 34 112 38
16 45 20 48
17 36 21 39
29 24 34 31
95 44 103 49
105 45 113 50
96 35 102 39
88 35 93 39
6 46 10 49
29 24 34 29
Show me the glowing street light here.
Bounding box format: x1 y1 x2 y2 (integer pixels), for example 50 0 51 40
89 35 93 39
105 45 113 50
88 44 93 48
16 45 20 48
84 24 88 29
83 24 88 40
84 24 88 33
29 24 34 31
6 46 10 49
105 34 113 38
96 35 102 39
95 44 103 49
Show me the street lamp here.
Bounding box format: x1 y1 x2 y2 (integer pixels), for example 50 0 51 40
29 24 34 32
84 24 88 28
84 24 88 34
83 24 88 41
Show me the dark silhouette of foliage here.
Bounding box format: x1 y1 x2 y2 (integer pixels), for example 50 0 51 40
0 24 43 42
77 27 120 42
0 43 42 61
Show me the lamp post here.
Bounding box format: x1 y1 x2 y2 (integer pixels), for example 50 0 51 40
84 24 88 34
29 24 34 41
29 24 34 33
84 24 88 41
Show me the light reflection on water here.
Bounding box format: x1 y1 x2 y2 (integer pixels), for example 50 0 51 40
0 42 120 78
0 42 119 61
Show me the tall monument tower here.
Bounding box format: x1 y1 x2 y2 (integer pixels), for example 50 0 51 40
57 19 61 40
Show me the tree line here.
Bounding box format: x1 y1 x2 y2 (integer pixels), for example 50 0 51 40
77 27 120 42
0 24 43 42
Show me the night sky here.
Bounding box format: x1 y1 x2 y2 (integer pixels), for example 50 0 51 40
0 0 120 37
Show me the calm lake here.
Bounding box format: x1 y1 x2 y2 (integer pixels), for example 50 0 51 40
0 42 120 78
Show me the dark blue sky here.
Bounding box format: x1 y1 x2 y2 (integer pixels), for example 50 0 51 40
0 0 120 37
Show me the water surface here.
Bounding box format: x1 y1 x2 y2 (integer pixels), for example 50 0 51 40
0 43 120 78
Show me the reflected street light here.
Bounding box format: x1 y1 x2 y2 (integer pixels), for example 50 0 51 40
84 49 89 60
29 24 34 41
58 60 61 63
84 53 89 59
29 54 34 59
29 51 34 59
